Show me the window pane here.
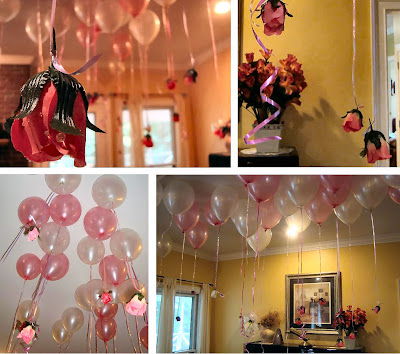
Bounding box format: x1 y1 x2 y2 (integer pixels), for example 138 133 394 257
50 113 96 168
122 109 132 167
156 293 162 344
142 108 174 166
173 295 194 352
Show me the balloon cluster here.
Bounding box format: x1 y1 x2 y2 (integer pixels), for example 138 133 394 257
52 307 84 346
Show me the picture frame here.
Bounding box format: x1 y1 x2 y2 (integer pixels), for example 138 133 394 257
285 272 341 335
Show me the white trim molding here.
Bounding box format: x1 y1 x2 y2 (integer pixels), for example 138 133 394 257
0 54 34 65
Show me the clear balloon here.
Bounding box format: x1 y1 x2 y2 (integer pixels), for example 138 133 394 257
285 209 312 233
17 300 40 322
76 22 100 48
129 10 161 46
61 307 84 333
153 0 177 6
352 176 388 211
16 253 41 281
157 234 172 258
52 319 72 345
18 197 50 228
49 194 81 226
382 175 400 189
320 183 351 208
248 176 280 203
260 198 282 230
237 175 259 186
304 189 333 225
334 194 363 226
41 253 69 281
231 199 259 237
74 0 97 26
157 181 163 206
119 0 149 18
38 222 70 255
77 237 105 265
44 4 73 37
45 175 81 195
25 12 50 44
95 0 126 34
163 180 195 215
247 227 272 253
286 176 320 207
0 0 20 23
86 279 106 306
84 206 117 241
274 183 298 217
99 255 127 286
92 175 127 209
112 30 133 61
320 175 351 192
140 325 148 349
94 303 118 319
388 187 400 205
211 185 239 222
117 279 144 304
75 284 91 311
187 221 208 250
110 228 143 261
95 318 117 342
203 201 225 227
174 203 200 233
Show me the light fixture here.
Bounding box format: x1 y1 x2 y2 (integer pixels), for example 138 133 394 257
215 1 231 14
286 226 298 238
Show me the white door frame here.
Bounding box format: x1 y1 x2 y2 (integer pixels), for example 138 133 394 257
373 1 400 166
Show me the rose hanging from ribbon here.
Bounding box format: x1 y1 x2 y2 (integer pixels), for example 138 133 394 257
259 0 293 36
342 109 363 133
360 123 391 164
126 293 147 316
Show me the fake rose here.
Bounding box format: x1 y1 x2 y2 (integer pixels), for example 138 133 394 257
184 68 198 85
166 78 176 90
17 325 35 345
342 109 363 133
126 293 147 316
173 113 180 122
336 338 344 348
349 332 356 340
372 305 381 314
360 129 391 164
142 134 154 148
295 318 302 325
27 228 40 242
101 292 112 305
261 0 292 36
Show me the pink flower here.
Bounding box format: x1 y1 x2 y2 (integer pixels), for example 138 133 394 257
27 228 39 242
361 130 391 164
349 332 356 340
17 326 35 345
342 109 363 133
101 292 112 305
261 1 288 36
337 339 344 348
126 294 147 316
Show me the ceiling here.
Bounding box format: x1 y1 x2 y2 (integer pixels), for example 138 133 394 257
0 174 148 353
1 0 231 70
157 175 400 261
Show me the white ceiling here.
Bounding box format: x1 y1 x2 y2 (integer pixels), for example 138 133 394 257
1 0 231 70
0 174 148 353
157 175 400 261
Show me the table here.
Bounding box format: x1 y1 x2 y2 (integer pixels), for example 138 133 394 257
208 152 231 167
238 147 299 167
245 342 364 353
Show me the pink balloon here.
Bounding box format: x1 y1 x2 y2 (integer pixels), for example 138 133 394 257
112 30 133 61
41 253 69 281
388 187 400 205
95 318 117 342
321 183 351 208
94 303 118 319
237 175 259 186
16 253 41 280
76 22 101 48
140 325 148 349
203 202 225 227
259 198 282 230
304 188 333 226
99 255 127 286
320 176 351 193
118 0 149 17
187 221 208 250
248 176 280 203
50 194 82 226
84 207 117 241
18 197 50 228
174 203 200 233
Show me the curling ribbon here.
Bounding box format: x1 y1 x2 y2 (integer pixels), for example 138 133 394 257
244 0 282 145
36 0 44 72
49 0 101 75
182 9 195 68
206 0 219 79
370 212 379 304
123 307 138 353
6 280 26 352
251 203 260 310
161 6 174 79
318 225 322 280
240 192 250 336
336 218 341 309
348 225 354 328
214 226 221 292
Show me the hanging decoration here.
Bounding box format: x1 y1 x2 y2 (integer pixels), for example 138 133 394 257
182 9 197 85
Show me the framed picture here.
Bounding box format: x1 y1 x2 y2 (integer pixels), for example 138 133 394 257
285 272 341 335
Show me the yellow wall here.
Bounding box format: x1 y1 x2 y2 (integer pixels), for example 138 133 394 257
240 0 372 166
214 242 400 353
188 48 231 167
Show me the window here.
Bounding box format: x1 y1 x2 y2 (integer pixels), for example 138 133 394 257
142 107 176 167
50 112 96 168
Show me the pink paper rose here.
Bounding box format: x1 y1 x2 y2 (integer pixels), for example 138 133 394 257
126 294 147 316
337 339 344 348
349 332 356 340
17 325 35 345
360 129 391 164
342 109 363 133
27 228 39 242
261 1 292 36
101 292 112 305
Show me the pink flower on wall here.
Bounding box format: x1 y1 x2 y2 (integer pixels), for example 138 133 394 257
126 294 147 316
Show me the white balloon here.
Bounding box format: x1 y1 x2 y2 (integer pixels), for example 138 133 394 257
247 227 272 252
110 228 143 261
25 12 50 44
211 185 239 222
153 0 177 6
52 320 72 345
129 10 160 46
38 222 70 255
163 180 194 215
92 175 127 209
231 199 259 237
0 0 20 24
381 175 400 189
17 300 40 322
157 181 163 206
285 209 311 233
45 175 81 195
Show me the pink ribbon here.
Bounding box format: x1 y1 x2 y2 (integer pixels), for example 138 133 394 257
182 9 195 68
49 0 101 75
244 0 282 145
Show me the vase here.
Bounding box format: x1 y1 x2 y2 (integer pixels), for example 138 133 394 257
253 124 283 153
261 327 275 344
344 336 357 349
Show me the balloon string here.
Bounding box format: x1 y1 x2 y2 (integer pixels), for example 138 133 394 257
1 227 24 262
104 341 108 353
300 207 304 306
113 337 116 353
126 260 140 291
176 231 186 314
6 280 26 353
0 23 4 68
130 48 135 96
58 32 65 62
370 212 379 303
318 225 322 281
182 9 195 67
252 203 260 310
349 225 354 329
240 191 250 337
191 250 197 292
36 0 44 72
123 307 138 353
161 6 174 79
135 316 143 353
94 313 98 353
86 313 91 353
206 0 219 80
285 233 289 348
64 341 71 353
352 0 361 109
336 218 341 309
214 225 221 291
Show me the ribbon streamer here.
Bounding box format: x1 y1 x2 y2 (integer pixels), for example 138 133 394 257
370 212 379 303
6 280 26 353
123 307 138 353
336 218 341 309
252 203 260 309
318 225 322 280
182 9 195 67
1 227 24 262
240 192 250 336
36 0 44 72
348 225 354 328
206 0 219 79
214 226 221 291
161 6 174 80
135 316 143 353
191 250 197 292
352 0 360 109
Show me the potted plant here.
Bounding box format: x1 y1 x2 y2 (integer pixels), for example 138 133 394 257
259 311 280 344
238 50 307 153
333 306 367 349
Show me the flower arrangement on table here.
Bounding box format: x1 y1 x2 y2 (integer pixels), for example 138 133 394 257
333 306 367 347
260 311 280 329
238 50 307 125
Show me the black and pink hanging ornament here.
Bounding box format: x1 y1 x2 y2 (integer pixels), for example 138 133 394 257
184 68 198 85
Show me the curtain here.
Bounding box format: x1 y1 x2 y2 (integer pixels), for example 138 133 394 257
197 284 211 353
157 277 176 353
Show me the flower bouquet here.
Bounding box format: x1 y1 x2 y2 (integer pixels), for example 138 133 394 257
333 306 367 348
259 311 280 343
